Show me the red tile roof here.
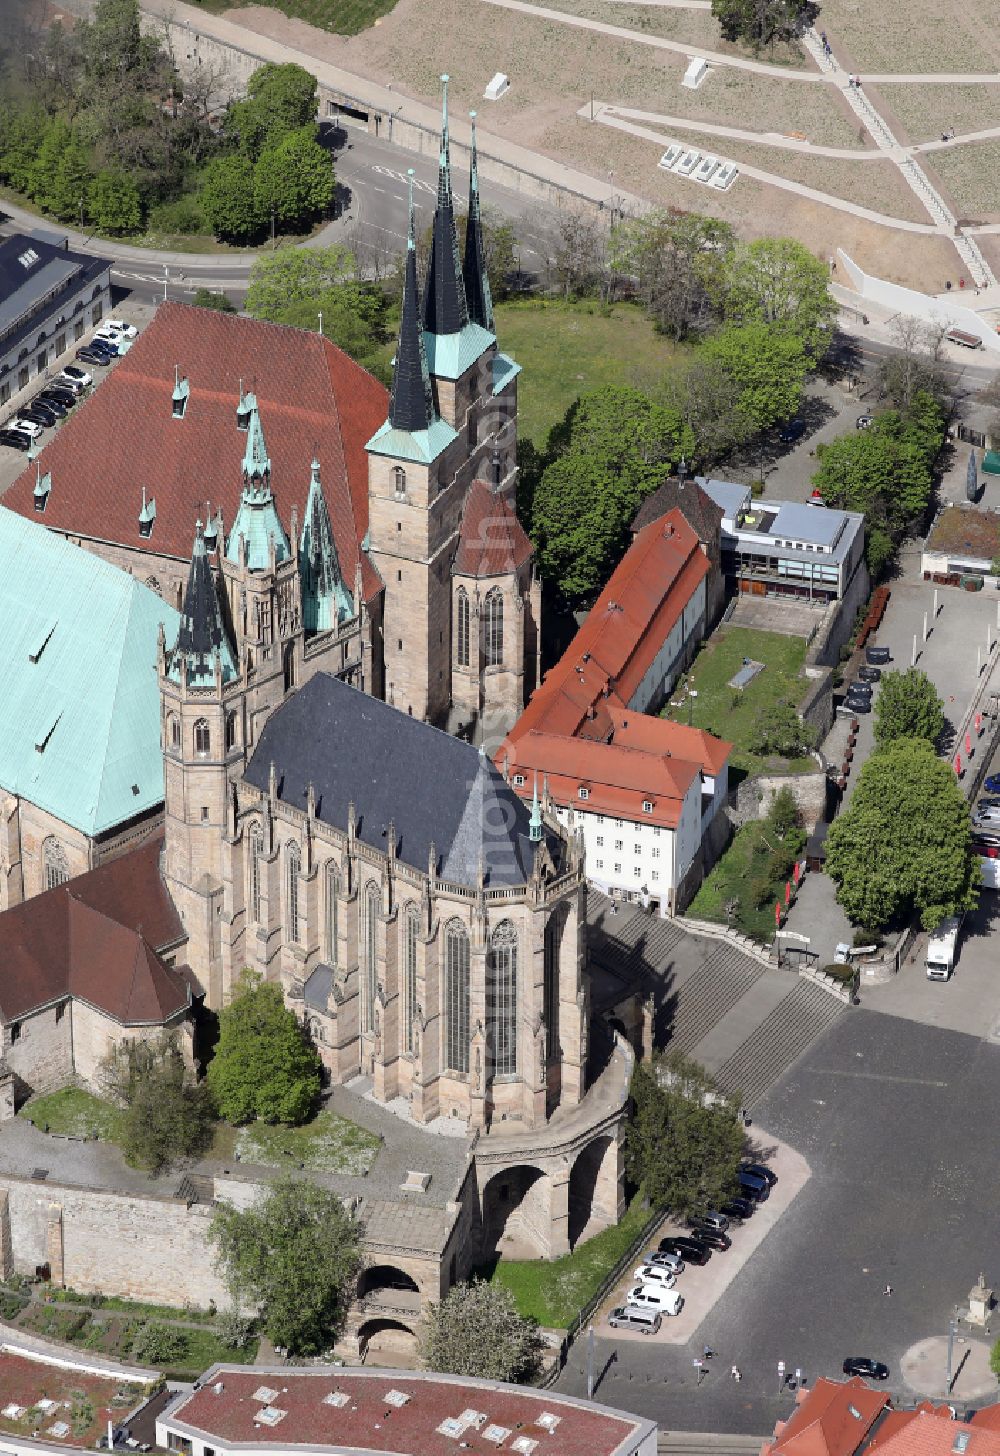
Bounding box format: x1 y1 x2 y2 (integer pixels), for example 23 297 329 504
454 478 534 577
867 1405 957 1451
5 302 387 601
504 729 698 828
606 701 732 777
865 1411 1000 1456
0 836 187 1023
971 1409 1000 1434
166 1368 647 1456
764 1378 889 1456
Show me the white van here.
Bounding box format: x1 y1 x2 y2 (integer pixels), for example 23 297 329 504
627 1285 685 1315
608 1305 661 1334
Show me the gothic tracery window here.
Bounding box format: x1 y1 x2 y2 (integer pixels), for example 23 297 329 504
456 587 470 668
362 881 379 1033
324 862 340 967
488 920 518 1076
402 904 419 1054
484 588 503 668
43 837 69 892
285 841 301 943
444 919 470 1075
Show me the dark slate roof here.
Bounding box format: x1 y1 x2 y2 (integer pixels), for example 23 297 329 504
422 147 469 338
303 963 334 1010
244 674 549 887
631 476 724 543
390 241 433 433
0 232 110 382
175 523 231 662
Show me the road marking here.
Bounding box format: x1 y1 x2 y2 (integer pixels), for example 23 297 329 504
810 1068 949 1086
369 164 435 194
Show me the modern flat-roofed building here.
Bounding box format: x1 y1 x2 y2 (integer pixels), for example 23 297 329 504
699 478 866 604
0 230 111 406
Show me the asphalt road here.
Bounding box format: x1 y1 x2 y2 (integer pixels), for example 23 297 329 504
555 1009 1000 1435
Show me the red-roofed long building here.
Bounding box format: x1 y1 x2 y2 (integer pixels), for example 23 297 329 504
500 508 730 914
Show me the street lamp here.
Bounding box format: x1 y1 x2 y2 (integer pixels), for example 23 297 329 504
586 1323 595 1398
162 265 169 302
947 1317 958 1387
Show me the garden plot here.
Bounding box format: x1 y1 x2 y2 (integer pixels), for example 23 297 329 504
878 83 1000 144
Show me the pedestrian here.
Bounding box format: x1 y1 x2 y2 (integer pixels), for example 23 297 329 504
704 1344 714 1360
731 1365 742 1382
884 1283 893 1296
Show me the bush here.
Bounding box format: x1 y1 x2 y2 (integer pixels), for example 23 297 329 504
147 196 207 236
217 1307 257 1350
129 1321 189 1365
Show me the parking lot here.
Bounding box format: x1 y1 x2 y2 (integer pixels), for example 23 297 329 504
594 1133 810 1347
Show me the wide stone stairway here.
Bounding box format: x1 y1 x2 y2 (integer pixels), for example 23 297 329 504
588 895 844 1111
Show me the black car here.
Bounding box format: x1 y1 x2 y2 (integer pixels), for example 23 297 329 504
845 694 871 714
779 417 806 444
721 1196 756 1221
849 679 873 696
843 1357 889 1380
857 665 881 683
76 347 110 365
19 404 55 428
0 428 31 450
32 393 66 418
658 1237 711 1265
88 341 118 360
692 1227 731 1251
40 384 75 404
865 645 891 665
742 1161 778 1187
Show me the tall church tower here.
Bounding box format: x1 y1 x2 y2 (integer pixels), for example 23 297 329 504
365 81 521 726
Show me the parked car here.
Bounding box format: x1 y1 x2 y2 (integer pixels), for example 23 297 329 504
720 1196 756 1222
742 1161 778 1187
865 644 891 665
856 413 874 429
87 339 120 360
32 392 66 418
834 942 852 965
857 665 882 683
40 384 76 404
779 417 806 444
76 347 111 366
104 317 137 338
977 797 1000 811
644 1249 685 1273
691 1227 731 1251
842 1357 889 1380
972 833 1000 849
659 1236 711 1264
632 1263 675 1289
738 1169 770 1202
689 1210 730 1234
7 417 42 439
21 402 56 427
608 1305 661 1334
627 1285 684 1315
985 773 1000 795
0 428 32 450
57 367 90 389
845 694 872 714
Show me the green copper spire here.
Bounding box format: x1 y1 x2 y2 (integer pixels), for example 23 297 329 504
529 772 542 843
300 456 353 632
242 395 271 487
225 398 290 570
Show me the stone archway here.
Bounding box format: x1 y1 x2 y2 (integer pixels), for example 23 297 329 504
481 1164 550 1261
357 1317 417 1367
567 1134 621 1249
360 1265 421 1298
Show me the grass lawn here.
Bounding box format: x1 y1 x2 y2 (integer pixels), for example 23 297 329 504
662 625 812 778
182 0 399 32
18 1088 118 1141
494 299 681 450
212 1109 381 1175
688 820 792 940
485 1196 657 1329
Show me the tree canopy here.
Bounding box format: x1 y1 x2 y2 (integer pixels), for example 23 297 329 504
699 321 808 434
245 246 390 376
873 668 945 749
724 238 836 362
100 1033 214 1173
226 63 318 162
609 210 733 340
207 969 321 1126
245 245 355 319
825 737 979 931
625 1050 745 1214
210 1175 361 1355
711 0 810 46
530 385 694 603
420 1282 544 1382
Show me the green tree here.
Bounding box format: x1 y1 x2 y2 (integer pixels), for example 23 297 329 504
767 785 800 839
0 104 50 195
420 1282 544 1382
245 244 354 319
201 153 264 244
100 1034 214 1174
724 237 836 361
711 0 809 46
279 285 392 375
192 288 237 312
531 386 694 602
873 668 945 748
748 698 815 758
991 1336 1000 1380
88 169 142 233
825 738 979 931
610 210 733 339
225 62 318 161
47 137 93 223
129 1321 188 1366
625 1051 745 1215
699 322 808 434
207 969 321 1126
253 126 334 232
210 1175 361 1355
31 115 72 210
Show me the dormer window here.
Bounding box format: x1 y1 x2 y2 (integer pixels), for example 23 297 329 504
172 365 189 419
138 487 156 539
33 468 50 513
578 786 590 801
642 799 653 813
513 774 525 787
236 386 251 431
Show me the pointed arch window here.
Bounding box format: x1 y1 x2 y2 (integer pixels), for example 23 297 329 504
168 714 180 751
393 466 407 499
402 904 419 1054
488 920 518 1077
248 824 263 925
283 643 296 693
456 587 470 668
484 588 503 668
43 837 69 892
543 912 561 1062
194 718 210 756
444 919 470 1075
285 841 301 944
225 711 238 752
362 881 380 1033
324 862 340 967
